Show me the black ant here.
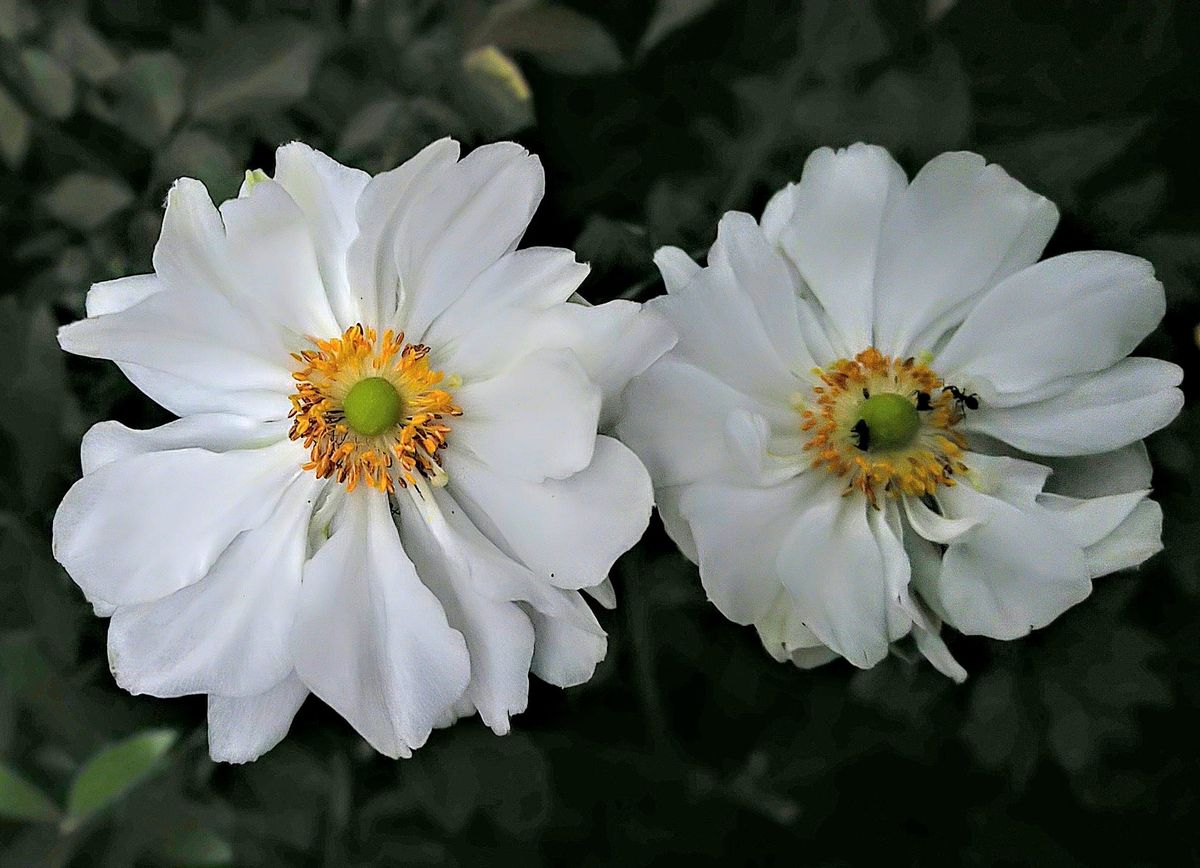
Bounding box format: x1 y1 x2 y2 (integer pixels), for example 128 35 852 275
943 385 980 413
912 391 933 411
851 419 870 451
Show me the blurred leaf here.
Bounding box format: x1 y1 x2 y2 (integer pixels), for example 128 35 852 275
337 98 405 157
0 0 20 40
462 45 534 135
990 119 1149 209
10 47 76 120
42 172 134 230
474 1 622 75
157 826 235 867
0 762 60 823
111 52 187 147
802 0 890 78
155 130 241 201
574 215 652 276
192 20 324 120
0 83 31 168
639 0 721 53
0 302 76 507
64 729 178 830
49 16 122 84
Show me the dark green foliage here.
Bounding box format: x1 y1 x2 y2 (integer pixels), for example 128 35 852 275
1 0 1197 864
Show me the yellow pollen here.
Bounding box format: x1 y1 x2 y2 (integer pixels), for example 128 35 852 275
801 347 969 508
288 324 461 493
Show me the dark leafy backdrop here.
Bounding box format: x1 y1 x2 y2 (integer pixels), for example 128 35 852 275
1 0 1197 865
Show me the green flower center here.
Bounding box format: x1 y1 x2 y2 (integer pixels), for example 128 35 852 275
855 393 920 451
343 377 403 436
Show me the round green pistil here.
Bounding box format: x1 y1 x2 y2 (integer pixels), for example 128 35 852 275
343 377 403 436
856 393 920 451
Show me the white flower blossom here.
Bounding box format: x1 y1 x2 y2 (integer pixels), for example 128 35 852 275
53 139 674 762
617 144 1182 679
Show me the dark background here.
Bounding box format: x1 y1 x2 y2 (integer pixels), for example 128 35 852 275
2 1 1198 864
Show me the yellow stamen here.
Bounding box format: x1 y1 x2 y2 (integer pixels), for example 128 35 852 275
288 324 461 493
801 347 969 508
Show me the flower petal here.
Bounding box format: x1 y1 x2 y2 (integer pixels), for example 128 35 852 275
106 474 323 698
58 285 294 420
86 274 164 317
526 595 607 688
393 142 544 341
346 138 461 328
81 415 287 474
444 436 652 591
962 357 1183 456
775 482 893 668
679 475 822 627
397 490 540 735
207 674 308 764
930 454 1092 639
291 489 470 758
453 347 600 482
872 151 1059 356
54 439 304 606
218 178 342 338
709 211 812 372
653 245 702 293
775 143 907 354
935 252 1166 397
271 142 371 331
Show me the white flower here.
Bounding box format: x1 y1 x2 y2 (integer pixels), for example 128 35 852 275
53 139 674 762
617 144 1182 679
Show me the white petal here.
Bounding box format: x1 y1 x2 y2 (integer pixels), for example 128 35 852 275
58 286 294 420
775 144 907 353
453 347 600 482
902 494 979 544
271 142 371 331
709 212 812 371
81 415 288 474
106 474 323 698
963 357 1183 456
1084 499 1163 576
1037 489 1151 550
152 178 234 300
292 489 470 758
654 484 699 563
935 252 1165 397
444 436 652 591
527 603 607 688
873 151 1059 356
218 178 342 338
654 245 702 293
207 674 308 764
759 182 798 245
755 588 828 662
651 256 802 405
393 142 544 341
775 482 894 668
679 475 822 627
426 247 590 365
616 357 792 488
398 488 600 734
724 408 805 487
931 455 1092 639
54 439 304 606
912 622 967 683
86 274 164 317
346 138 461 329
1042 442 1152 498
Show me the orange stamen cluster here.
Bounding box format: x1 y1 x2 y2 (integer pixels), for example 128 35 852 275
289 324 461 493
800 347 968 508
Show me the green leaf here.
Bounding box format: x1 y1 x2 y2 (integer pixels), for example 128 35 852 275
462 46 535 135
12 47 76 120
112 52 187 147
64 729 178 829
154 130 242 202
192 20 324 120
42 172 134 230
474 2 622 76
640 0 721 53
157 827 235 867
49 16 122 84
0 763 60 823
0 83 31 168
